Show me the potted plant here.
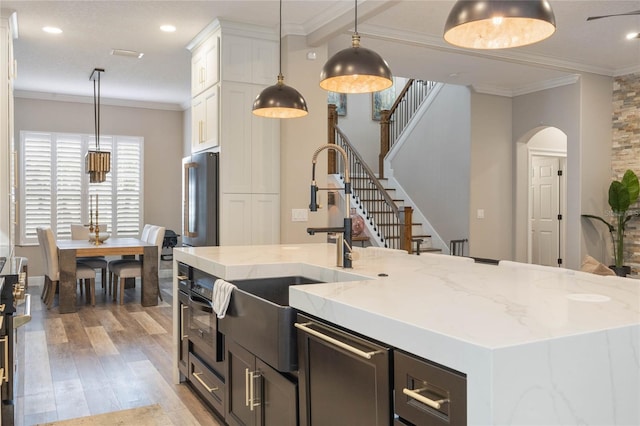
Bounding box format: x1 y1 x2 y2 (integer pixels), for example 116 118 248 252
582 169 639 276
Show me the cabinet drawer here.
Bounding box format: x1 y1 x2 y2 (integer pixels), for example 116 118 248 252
394 350 466 426
189 352 225 416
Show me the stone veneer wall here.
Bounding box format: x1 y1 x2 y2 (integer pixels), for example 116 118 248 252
612 72 640 273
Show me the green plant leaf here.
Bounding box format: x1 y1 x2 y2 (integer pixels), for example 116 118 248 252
581 214 615 232
609 180 630 213
622 169 639 205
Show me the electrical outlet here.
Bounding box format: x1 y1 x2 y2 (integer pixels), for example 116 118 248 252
292 209 308 222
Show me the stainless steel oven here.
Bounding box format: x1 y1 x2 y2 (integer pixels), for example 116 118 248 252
186 266 224 364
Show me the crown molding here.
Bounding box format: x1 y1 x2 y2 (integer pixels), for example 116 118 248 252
357 24 621 78
14 90 184 111
472 74 580 98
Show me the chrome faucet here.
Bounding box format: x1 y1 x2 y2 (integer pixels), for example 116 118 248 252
306 144 354 268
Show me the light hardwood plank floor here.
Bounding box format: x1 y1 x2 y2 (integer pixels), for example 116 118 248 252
15 271 222 426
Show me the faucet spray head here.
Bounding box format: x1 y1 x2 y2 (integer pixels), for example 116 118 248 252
309 183 319 211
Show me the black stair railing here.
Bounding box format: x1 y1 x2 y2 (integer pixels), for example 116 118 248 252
327 105 413 251
379 79 437 178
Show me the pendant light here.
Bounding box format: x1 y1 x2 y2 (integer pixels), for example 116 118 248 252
319 0 393 94
252 0 308 118
444 0 556 50
85 68 111 183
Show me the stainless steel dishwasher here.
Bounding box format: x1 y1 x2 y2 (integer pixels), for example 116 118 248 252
295 313 392 426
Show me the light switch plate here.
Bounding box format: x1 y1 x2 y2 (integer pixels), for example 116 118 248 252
292 209 308 222
477 209 485 219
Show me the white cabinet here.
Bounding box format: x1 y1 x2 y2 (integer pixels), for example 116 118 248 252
191 85 219 152
0 10 16 248
221 194 279 246
221 35 276 85
191 34 219 96
220 82 279 194
189 20 280 246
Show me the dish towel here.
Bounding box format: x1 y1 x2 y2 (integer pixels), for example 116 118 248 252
212 279 236 319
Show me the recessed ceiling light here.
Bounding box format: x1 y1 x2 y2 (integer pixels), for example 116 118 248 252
42 26 62 34
160 24 176 33
626 32 639 40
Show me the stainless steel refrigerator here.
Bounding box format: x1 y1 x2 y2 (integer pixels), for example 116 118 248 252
182 152 219 247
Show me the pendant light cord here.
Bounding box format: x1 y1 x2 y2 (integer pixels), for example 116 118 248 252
278 0 282 78
354 0 358 34
93 71 100 151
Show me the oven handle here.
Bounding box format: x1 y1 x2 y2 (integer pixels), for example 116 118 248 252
14 294 32 329
189 294 213 313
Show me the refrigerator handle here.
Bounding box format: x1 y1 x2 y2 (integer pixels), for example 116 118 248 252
184 161 198 238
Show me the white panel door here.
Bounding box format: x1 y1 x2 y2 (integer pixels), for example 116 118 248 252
251 194 280 244
221 193 251 246
530 156 560 267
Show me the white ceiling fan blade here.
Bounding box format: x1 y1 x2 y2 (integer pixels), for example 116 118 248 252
587 10 640 21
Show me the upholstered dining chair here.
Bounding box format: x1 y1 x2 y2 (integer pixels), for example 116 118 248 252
37 226 97 308
108 225 165 305
70 224 108 292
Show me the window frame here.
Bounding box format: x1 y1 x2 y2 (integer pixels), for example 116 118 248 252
18 130 144 245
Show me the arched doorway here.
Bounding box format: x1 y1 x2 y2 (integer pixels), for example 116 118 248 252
517 127 568 267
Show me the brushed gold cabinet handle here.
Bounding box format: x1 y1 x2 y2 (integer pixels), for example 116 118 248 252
180 305 188 339
295 322 381 360
402 387 449 410
193 372 218 393
245 368 250 407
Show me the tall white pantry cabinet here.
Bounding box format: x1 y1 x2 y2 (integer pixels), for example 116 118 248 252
0 10 17 249
187 20 281 246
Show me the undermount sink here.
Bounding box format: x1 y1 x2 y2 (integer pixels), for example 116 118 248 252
218 276 325 372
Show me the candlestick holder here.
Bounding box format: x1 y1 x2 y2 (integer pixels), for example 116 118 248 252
94 208 101 245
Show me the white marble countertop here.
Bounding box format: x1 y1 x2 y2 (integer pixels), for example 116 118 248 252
173 243 640 425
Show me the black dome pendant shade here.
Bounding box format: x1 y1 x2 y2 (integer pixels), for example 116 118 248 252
444 0 556 50
319 0 393 94
252 0 308 118
253 74 308 118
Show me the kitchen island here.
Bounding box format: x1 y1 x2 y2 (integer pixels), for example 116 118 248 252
173 243 640 425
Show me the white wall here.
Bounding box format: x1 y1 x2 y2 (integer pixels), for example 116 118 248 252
279 35 331 244
390 84 471 247
14 97 183 274
469 92 513 261
512 74 613 269
336 93 379 172
337 77 409 175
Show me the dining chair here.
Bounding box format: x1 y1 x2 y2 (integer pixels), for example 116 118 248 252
108 225 165 305
140 223 153 242
70 224 108 292
37 226 97 308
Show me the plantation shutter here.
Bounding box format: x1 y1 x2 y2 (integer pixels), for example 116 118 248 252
22 132 52 243
20 131 144 244
115 137 142 237
55 134 83 240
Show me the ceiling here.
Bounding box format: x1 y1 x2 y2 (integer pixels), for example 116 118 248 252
3 0 640 109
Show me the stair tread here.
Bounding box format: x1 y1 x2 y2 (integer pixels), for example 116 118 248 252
412 234 432 239
376 223 422 227
418 247 442 253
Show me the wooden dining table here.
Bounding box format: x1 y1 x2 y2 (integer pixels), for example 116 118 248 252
56 238 159 313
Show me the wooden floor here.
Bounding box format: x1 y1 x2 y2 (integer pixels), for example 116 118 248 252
15 270 223 426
